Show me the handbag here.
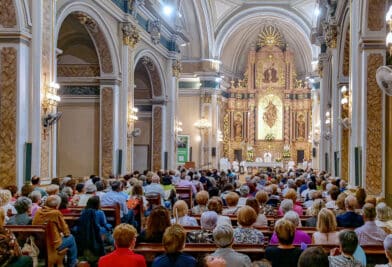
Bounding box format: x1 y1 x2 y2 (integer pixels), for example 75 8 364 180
21 236 39 267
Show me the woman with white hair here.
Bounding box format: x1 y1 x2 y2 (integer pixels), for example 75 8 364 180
7 197 32 225
269 211 311 245
279 199 293 215
375 202 392 234
187 211 218 243
376 234 392 267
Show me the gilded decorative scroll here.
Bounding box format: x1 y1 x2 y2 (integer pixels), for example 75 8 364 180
341 128 349 180
366 54 383 194
0 48 17 187
101 88 114 177
343 28 350 77
0 0 16 28
367 0 386 31
152 106 162 171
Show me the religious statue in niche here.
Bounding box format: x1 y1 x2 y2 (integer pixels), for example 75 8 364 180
297 114 306 139
263 101 278 128
234 114 243 140
262 63 278 83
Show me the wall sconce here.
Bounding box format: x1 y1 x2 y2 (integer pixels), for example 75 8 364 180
194 118 212 130
339 85 351 129
340 86 349 107
325 110 331 125
42 78 61 114
127 107 139 138
175 120 183 133
217 129 223 142
376 6 392 95
129 107 138 122
386 5 392 54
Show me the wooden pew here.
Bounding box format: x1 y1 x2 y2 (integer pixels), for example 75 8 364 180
7 224 49 266
191 214 313 226
176 186 193 208
134 242 387 264
68 203 121 226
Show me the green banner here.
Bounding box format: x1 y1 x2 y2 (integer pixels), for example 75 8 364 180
177 135 190 164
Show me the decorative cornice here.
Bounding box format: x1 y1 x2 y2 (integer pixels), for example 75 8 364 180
58 86 100 96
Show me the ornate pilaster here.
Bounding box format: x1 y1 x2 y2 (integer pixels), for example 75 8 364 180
0 48 17 187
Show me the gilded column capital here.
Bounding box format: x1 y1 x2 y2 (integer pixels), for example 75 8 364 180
122 22 140 48
325 24 338 49
172 59 182 78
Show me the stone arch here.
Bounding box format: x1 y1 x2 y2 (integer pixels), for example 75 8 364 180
338 7 350 79
56 2 120 75
134 49 167 98
133 50 166 171
214 7 313 76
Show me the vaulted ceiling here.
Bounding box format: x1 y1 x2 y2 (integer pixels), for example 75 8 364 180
178 0 319 79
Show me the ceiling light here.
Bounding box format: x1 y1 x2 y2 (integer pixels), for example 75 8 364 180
315 7 320 17
163 5 173 16
180 43 187 47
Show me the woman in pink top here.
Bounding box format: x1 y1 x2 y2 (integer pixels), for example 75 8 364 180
270 211 311 245
312 208 339 245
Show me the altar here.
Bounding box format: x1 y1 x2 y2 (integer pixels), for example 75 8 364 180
243 161 283 169
222 25 312 165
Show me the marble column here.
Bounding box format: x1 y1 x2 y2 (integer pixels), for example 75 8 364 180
350 0 387 192
319 53 332 171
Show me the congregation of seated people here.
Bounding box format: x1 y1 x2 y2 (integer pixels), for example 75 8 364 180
1 168 392 267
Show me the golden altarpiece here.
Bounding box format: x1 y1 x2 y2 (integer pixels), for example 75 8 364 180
223 26 312 164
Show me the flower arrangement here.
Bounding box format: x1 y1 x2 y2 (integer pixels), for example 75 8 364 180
265 133 275 141
282 150 291 159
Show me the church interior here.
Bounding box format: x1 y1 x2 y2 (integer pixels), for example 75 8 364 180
1 0 392 266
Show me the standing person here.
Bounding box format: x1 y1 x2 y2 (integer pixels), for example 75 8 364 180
98 224 146 267
265 219 303 267
31 176 48 197
32 195 78 267
152 224 197 267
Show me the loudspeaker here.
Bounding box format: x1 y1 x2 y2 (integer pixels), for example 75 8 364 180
312 148 316 158
117 149 122 176
190 147 193 161
164 151 168 170
211 147 216 157
25 143 32 183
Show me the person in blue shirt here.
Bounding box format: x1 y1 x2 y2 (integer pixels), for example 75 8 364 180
152 224 196 267
336 195 364 228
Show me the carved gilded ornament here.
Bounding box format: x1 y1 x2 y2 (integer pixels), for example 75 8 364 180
122 22 140 48
325 24 338 49
147 19 161 45
172 60 182 78
201 95 211 104
257 25 285 49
